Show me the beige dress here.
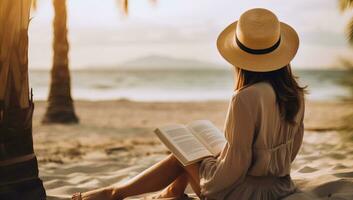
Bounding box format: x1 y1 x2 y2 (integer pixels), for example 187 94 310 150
199 82 304 200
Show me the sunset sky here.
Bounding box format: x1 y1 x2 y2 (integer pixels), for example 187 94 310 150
28 0 353 70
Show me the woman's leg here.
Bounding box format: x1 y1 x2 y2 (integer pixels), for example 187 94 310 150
72 154 200 200
183 162 201 196
117 154 185 198
153 172 189 198
120 155 202 198
155 159 202 198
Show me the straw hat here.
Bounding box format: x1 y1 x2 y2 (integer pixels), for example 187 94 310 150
217 8 299 72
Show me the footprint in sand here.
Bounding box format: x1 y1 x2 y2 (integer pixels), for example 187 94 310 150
334 171 353 178
332 164 349 170
298 166 319 173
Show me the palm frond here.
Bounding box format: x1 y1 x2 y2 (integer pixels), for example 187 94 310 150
347 16 353 45
338 57 353 69
339 0 353 12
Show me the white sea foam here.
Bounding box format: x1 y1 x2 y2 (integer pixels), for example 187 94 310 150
29 69 351 101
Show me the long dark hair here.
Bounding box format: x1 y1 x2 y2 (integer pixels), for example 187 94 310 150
235 64 306 124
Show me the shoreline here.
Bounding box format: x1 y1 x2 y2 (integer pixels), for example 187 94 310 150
33 99 353 130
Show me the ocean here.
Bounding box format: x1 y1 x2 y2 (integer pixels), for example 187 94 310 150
29 69 352 101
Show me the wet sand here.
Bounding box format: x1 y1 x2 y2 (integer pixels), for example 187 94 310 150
32 100 353 199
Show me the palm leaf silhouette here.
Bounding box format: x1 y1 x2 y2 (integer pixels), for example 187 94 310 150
339 0 353 44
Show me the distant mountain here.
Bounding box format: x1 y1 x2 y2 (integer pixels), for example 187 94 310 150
120 55 223 70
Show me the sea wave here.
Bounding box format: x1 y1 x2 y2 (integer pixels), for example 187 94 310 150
29 69 351 101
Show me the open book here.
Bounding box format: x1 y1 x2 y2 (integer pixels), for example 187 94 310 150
155 120 227 166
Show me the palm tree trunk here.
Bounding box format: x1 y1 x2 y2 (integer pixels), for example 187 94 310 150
0 0 46 199
42 0 79 124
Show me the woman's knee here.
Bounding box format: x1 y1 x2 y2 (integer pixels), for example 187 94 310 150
166 154 182 165
165 154 199 180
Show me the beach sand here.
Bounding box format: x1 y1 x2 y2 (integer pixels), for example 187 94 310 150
32 100 353 199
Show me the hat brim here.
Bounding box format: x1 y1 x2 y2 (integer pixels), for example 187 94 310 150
217 21 299 72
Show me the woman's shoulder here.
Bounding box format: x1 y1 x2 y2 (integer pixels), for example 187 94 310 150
229 83 271 120
232 82 273 101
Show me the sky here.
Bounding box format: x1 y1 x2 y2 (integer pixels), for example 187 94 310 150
28 0 353 70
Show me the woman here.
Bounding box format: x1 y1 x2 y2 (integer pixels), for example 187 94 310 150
73 8 306 200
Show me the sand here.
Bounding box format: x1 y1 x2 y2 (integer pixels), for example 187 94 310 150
31 100 353 200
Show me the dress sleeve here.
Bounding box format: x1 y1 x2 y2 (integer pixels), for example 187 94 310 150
199 93 256 197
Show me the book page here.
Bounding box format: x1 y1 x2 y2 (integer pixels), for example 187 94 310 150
187 120 226 156
156 124 213 165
